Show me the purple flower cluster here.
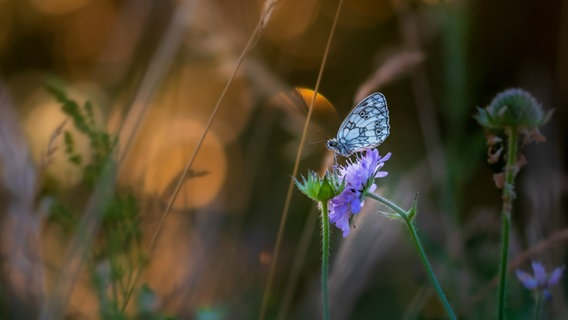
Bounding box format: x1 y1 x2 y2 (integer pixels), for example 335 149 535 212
328 149 391 237
516 261 564 300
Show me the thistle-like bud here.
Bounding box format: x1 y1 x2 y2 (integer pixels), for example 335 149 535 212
295 170 344 203
475 88 553 196
474 88 553 130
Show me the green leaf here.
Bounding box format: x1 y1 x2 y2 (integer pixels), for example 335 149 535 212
407 193 419 221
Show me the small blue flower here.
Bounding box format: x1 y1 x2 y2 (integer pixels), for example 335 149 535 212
516 261 565 300
328 149 391 237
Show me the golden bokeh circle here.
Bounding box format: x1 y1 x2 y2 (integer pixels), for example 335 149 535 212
122 116 227 210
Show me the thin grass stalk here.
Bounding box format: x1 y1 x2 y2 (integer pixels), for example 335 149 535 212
120 1 275 311
259 0 344 318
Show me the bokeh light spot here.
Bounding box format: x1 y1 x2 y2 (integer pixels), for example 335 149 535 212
122 116 227 210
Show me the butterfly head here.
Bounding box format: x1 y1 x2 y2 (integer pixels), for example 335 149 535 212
326 138 350 156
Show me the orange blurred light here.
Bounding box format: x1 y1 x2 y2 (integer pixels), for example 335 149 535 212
263 0 319 41
272 87 340 138
259 250 272 267
121 115 227 210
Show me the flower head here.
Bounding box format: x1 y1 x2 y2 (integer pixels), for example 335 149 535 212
516 261 564 300
328 149 391 237
474 88 553 130
474 89 554 187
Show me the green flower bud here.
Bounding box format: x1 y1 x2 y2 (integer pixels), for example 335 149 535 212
474 88 553 129
295 170 343 203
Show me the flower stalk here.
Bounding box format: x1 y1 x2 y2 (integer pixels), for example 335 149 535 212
497 127 518 320
297 149 456 319
295 170 344 319
534 292 543 320
475 88 553 319
320 200 330 320
367 193 457 320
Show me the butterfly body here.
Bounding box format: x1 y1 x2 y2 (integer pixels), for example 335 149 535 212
326 93 390 156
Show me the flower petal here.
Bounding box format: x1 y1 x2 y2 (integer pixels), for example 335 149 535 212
350 197 362 214
326 150 391 237
531 261 547 285
375 171 388 178
368 184 377 193
516 269 538 289
547 266 565 287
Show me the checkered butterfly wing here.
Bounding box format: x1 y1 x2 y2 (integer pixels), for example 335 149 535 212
326 93 390 156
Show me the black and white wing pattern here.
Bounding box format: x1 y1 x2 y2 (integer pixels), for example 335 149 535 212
326 93 390 156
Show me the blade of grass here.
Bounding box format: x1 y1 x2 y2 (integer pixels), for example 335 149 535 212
116 0 201 166
120 0 277 312
39 159 117 320
275 205 318 320
259 0 344 318
40 1 201 316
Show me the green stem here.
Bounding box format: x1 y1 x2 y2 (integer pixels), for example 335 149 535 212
498 127 519 320
367 193 456 320
497 211 511 319
320 200 330 320
534 292 543 320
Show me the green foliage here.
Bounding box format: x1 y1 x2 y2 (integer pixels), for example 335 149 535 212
195 306 226 320
63 131 82 165
49 200 79 232
90 264 128 320
45 81 166 319
136 284 176 320
103 193 142 251
46 81 117 188
295 170 344 203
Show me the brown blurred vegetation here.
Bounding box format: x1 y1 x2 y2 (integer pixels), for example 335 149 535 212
0 0 567 319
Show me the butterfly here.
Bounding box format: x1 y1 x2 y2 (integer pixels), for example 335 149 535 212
326 92 390 156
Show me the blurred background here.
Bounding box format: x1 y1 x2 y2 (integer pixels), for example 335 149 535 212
0 0 567 319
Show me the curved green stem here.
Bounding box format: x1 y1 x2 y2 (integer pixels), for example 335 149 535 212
367 193 456 320
320 200 330 320
498 127 519 320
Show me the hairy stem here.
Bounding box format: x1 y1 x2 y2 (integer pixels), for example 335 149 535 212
320 201 330 320
498 127 519 320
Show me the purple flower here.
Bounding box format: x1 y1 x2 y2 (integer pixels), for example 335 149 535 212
328 149 391 237
516 261 564 300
